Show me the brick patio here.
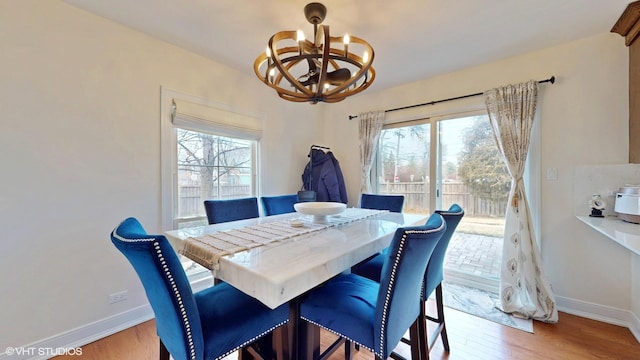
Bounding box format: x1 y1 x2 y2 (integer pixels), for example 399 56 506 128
444 232 502 282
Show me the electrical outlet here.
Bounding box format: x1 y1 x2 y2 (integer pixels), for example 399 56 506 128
109 290 128 304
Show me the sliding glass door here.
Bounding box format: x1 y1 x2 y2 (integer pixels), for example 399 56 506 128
376 113 509 291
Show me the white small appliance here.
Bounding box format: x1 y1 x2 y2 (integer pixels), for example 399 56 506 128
614 185 640 224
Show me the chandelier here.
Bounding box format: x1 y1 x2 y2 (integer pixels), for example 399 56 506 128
253 2 375 104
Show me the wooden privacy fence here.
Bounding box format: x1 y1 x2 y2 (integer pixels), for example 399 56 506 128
179 185 252 217
178 182 505 218
379 181 507 217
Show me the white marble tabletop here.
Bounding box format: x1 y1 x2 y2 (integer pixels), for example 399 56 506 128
166 210 427 309
576 215 640 256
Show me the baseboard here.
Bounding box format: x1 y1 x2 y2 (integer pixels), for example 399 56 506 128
443 268 500 294
0 305 154 360
439 275 640 344
630 310 640 343
0 275 213 360
556 295 640 343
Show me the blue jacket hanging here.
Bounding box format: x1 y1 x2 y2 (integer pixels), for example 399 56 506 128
302 149 347 203
327 151 348 204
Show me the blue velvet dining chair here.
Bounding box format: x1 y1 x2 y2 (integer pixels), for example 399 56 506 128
360 193 405 213
299 213 447 360
204 197 260 224
352 204 465 358
261 194 299 216
110 217 289 360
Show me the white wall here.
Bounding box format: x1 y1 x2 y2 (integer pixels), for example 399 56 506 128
324 33 636 321
0 0 321 351
2 0 637 351
634 256 640 330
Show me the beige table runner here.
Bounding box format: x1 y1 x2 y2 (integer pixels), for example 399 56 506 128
181 208 386 271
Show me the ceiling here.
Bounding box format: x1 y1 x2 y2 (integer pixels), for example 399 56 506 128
63 0 631 93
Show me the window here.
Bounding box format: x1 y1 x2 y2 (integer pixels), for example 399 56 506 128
160 88 261 281
175 130 256 229
161 88 262 231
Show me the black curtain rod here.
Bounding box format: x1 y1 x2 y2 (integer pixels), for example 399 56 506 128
348 76 555 120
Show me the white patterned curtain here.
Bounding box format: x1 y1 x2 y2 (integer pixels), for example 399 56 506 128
484 80 558 322
358 111 385 195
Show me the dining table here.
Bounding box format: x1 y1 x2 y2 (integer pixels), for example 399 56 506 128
165 207 428 360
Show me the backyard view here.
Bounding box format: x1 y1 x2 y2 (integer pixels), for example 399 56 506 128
174 115 510 290
377 115 509 291
175 129 255 228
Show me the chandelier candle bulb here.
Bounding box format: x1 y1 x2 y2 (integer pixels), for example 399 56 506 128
268 68 275 83
297 29 305 55
266 46 271 66
343 33 350 57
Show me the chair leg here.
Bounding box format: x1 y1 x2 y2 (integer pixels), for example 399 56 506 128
391 301 427 360
240 346 254 359
159 339 170 360
241 327 290 360
272 326 288 360
418 300 429 360
344 340 355 360
424 283 450 356
316 336 346 360
435 284 449 351
409 319 425 360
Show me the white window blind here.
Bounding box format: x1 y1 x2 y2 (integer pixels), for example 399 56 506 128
171 99 263 140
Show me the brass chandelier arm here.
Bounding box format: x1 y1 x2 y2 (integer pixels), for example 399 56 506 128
322 34 375 99
254 53 317 100
269 32 315 97
314 25 331 101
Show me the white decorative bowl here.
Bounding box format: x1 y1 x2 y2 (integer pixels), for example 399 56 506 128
294 202 347 224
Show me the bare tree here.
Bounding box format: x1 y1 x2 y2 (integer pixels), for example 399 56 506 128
177 130 251 203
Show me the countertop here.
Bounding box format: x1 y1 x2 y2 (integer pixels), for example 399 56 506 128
576 215 640 256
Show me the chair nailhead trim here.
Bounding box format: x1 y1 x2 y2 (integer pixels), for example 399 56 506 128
113 224 290 360
214 319 289 360
300 222 446 358
155 241 197 360
378 223 446 358
300 317 375 353
112 229 198 360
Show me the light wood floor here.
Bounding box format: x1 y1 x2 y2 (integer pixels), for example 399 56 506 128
54 301 640 360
